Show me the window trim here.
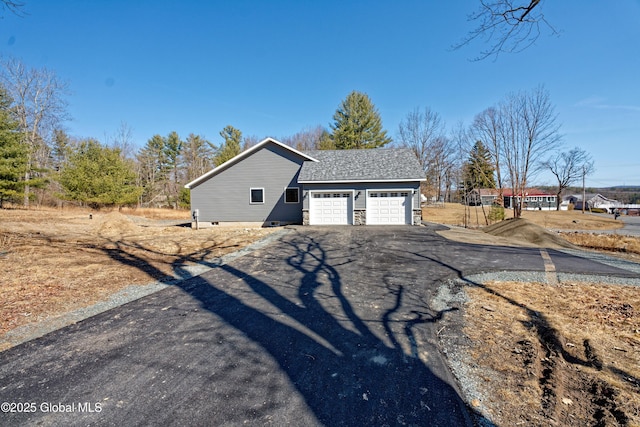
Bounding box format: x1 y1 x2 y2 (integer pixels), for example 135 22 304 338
284 187 300 204
250 187 265 204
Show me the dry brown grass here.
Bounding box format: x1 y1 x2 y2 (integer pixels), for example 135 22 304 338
119 206 191 220
426 204 640 423
0 204 191 220
562 232 640 257
464 281 640 426
0 207 276 341
423 203 623 231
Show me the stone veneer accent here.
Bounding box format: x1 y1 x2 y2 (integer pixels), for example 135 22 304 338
303 208 421 225
413 209 422 225
353 209 366 225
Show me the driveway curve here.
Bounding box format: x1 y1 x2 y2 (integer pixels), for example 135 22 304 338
1 225 638 426
614 215 640 237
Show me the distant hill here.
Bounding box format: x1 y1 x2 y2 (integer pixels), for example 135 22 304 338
608 185 640 190
538 185 640 204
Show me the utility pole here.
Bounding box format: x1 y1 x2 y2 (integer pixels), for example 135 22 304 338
582 165 586 214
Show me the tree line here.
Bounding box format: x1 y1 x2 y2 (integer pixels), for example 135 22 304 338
1 57 592 216
0 74 394 210
397 85 595 217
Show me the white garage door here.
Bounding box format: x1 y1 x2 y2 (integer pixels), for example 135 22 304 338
367 191 412 225
309 192 352 225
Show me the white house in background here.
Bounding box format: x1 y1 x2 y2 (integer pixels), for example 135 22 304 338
561 194 622 212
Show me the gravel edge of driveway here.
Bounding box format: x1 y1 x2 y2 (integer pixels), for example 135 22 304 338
0 228 291 350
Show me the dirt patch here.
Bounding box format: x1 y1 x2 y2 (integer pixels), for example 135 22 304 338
436 218 577 250
437 226 539 248
483 218 577 249
451 281 640 426
94 211 140 236
0 207 277 345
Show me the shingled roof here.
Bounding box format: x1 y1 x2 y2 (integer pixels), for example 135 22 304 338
298 148 425 183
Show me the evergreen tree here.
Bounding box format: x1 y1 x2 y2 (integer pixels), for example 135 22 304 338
463 140 496 190
136 134 169 205
51 129 74 171
0 85 27 207
317 129 335 150
164 131 183 208
330 91 392 149
215 125 242 166
59 139 142 208
164 131 182 182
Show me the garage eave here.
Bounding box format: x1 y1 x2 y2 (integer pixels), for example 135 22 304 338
298 178 426 184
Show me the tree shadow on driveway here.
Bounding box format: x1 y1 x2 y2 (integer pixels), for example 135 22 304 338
173 229 474 426
0 226 485 426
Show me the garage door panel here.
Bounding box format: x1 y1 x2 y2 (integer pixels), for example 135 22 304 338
310 192 352 225
367 191 411 225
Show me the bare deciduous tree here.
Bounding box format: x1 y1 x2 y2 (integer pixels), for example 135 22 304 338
106 121 136 160
499 85 562 217
1 0 25 17
543 147 594 210
398 107 456 201
455 0 558 60
280 126 328 151
398 107 444 171
471 107 505 203
242 135 262 151
427 136 456 202
449 121 473 204
0 57 70 206
181 133 215 183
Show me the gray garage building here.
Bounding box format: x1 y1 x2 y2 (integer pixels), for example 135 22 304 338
185 138 425 226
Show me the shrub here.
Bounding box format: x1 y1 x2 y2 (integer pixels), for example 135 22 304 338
488 204 505 222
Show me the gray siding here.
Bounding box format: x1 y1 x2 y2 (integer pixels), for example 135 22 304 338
190 143 306 224
302 182 421 210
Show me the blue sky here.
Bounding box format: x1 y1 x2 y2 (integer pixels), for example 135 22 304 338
2 0 639 187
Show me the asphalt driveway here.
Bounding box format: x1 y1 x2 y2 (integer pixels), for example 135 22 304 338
616 215 640 237
1 225 638 426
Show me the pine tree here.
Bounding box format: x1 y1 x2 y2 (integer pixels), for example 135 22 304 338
215 125 242 166
164 131 183 208
0 86 27 207
51 129 74 172
59 139 142 208
317 129 335 150
463 141 496 190
330 91 392 149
